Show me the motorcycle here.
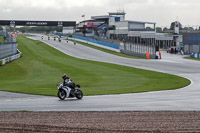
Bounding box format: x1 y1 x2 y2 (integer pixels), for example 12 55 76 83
57 82 83 100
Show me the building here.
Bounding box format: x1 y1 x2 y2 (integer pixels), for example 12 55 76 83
62 27 74 35
182 32 200 54
75 12 183 58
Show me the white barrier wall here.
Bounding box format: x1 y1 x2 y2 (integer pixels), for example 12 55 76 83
0 49 21 65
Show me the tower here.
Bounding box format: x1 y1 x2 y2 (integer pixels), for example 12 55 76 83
108 11 126 26
174 21 180 34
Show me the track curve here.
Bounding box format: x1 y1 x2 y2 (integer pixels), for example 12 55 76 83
0 35 200 111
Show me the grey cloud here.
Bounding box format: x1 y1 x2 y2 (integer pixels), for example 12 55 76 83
0 0 199 27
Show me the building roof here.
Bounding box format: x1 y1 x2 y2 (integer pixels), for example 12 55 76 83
127 20 156 25
80 19 104 23
108 12 126 15
91 15 109 21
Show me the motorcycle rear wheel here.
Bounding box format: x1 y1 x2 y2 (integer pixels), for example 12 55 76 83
75 90 83 99
57 90 66 100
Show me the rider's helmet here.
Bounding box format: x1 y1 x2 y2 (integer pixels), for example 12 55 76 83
62 74 68 80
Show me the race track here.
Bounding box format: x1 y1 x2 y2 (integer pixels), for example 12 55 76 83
0 35 200 111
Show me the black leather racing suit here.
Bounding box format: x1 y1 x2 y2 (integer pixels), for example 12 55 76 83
63 77 75 95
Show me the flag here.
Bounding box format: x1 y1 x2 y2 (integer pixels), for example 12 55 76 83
82 15 85 17
14 33 18 38
11 34 14 38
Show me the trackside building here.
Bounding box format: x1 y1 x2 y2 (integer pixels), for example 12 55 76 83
75 12 183 58
182 32 200 54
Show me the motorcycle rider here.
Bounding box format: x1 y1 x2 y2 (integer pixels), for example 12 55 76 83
62 74 75 96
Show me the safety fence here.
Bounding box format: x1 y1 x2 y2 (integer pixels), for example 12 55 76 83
0 43 18 59
184 44 200 54
120 42 156 59
72 35 157 59
0 31 17 43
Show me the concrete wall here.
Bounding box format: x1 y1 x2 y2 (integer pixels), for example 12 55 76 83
73 36 120 49
129 22 145 30
0 49 21 66
0 43 18 59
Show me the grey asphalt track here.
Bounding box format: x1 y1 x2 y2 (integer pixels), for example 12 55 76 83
0 35 200 111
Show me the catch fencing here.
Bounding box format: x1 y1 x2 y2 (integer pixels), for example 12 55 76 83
0 31 17 43
0 31 18 59
120 42 156 59
0 43 18 59
182 32 200 54
184 44 200 54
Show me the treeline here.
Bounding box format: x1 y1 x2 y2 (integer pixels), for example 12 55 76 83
5 26 63 33
156 22 200 33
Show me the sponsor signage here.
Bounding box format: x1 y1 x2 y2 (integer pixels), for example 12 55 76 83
185 37 200 41
115 17 120 22
0 20 76 27
11 33 17 38
26 22 48 26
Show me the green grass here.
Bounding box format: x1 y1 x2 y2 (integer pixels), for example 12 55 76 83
0 37 190 96
0 36 4 43
184 57 200 61
69 39 144 59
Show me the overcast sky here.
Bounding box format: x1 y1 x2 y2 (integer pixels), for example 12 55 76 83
0 0 199 27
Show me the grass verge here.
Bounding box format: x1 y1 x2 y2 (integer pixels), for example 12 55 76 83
184 57 200 61
0 37 190 96
0 36 4 43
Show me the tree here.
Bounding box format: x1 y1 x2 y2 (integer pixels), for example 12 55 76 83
182 27 189 30
16 26 62 33
146 27 153 31
156 27 162 32
163 27 169 31
188 27 194 31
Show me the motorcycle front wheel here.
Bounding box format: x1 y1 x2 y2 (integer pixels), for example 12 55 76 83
57 89 66 100
75 89 83 99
